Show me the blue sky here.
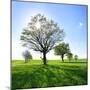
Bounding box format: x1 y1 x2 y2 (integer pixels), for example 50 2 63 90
12 1 87 60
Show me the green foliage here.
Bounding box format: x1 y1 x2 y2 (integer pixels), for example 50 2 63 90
74 55 78 61
22 50 32 63
54 42 70 55
12 59 87 89
66 52 73 61
54 42 70 61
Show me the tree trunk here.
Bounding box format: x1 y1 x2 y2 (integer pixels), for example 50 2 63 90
43 52 47 65
25 59 27 63
25 58 27 63
61 54 64 62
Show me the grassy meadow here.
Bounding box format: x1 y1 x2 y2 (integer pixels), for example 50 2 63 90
12 59 87 89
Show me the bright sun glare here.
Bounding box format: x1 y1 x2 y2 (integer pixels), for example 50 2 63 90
35 22 41 29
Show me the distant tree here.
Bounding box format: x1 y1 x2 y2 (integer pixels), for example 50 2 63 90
22 50 32 63
54 42 70 62
66 52 73 62
28 53 32 60
74 55 78 61
20 14 64 65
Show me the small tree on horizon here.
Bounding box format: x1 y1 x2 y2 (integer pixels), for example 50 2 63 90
22 50 32 63
74 55 78 61
21 14 64 65
66 52 73 62
54 42 70 62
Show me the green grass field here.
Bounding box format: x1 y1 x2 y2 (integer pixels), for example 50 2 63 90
12 59 87 89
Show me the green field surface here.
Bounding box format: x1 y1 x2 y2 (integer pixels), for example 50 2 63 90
12 59 88 89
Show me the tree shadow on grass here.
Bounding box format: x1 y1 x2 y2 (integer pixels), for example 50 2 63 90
12 64 87 89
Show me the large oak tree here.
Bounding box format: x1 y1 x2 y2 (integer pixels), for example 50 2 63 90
20 14 64 65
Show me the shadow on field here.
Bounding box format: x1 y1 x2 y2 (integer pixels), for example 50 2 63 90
12 64 87 89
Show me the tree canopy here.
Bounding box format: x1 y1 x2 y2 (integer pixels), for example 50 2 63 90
54 42 70 62
22 50 32 63
21 14 64 64
66 52 73 61
74 55 78 61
